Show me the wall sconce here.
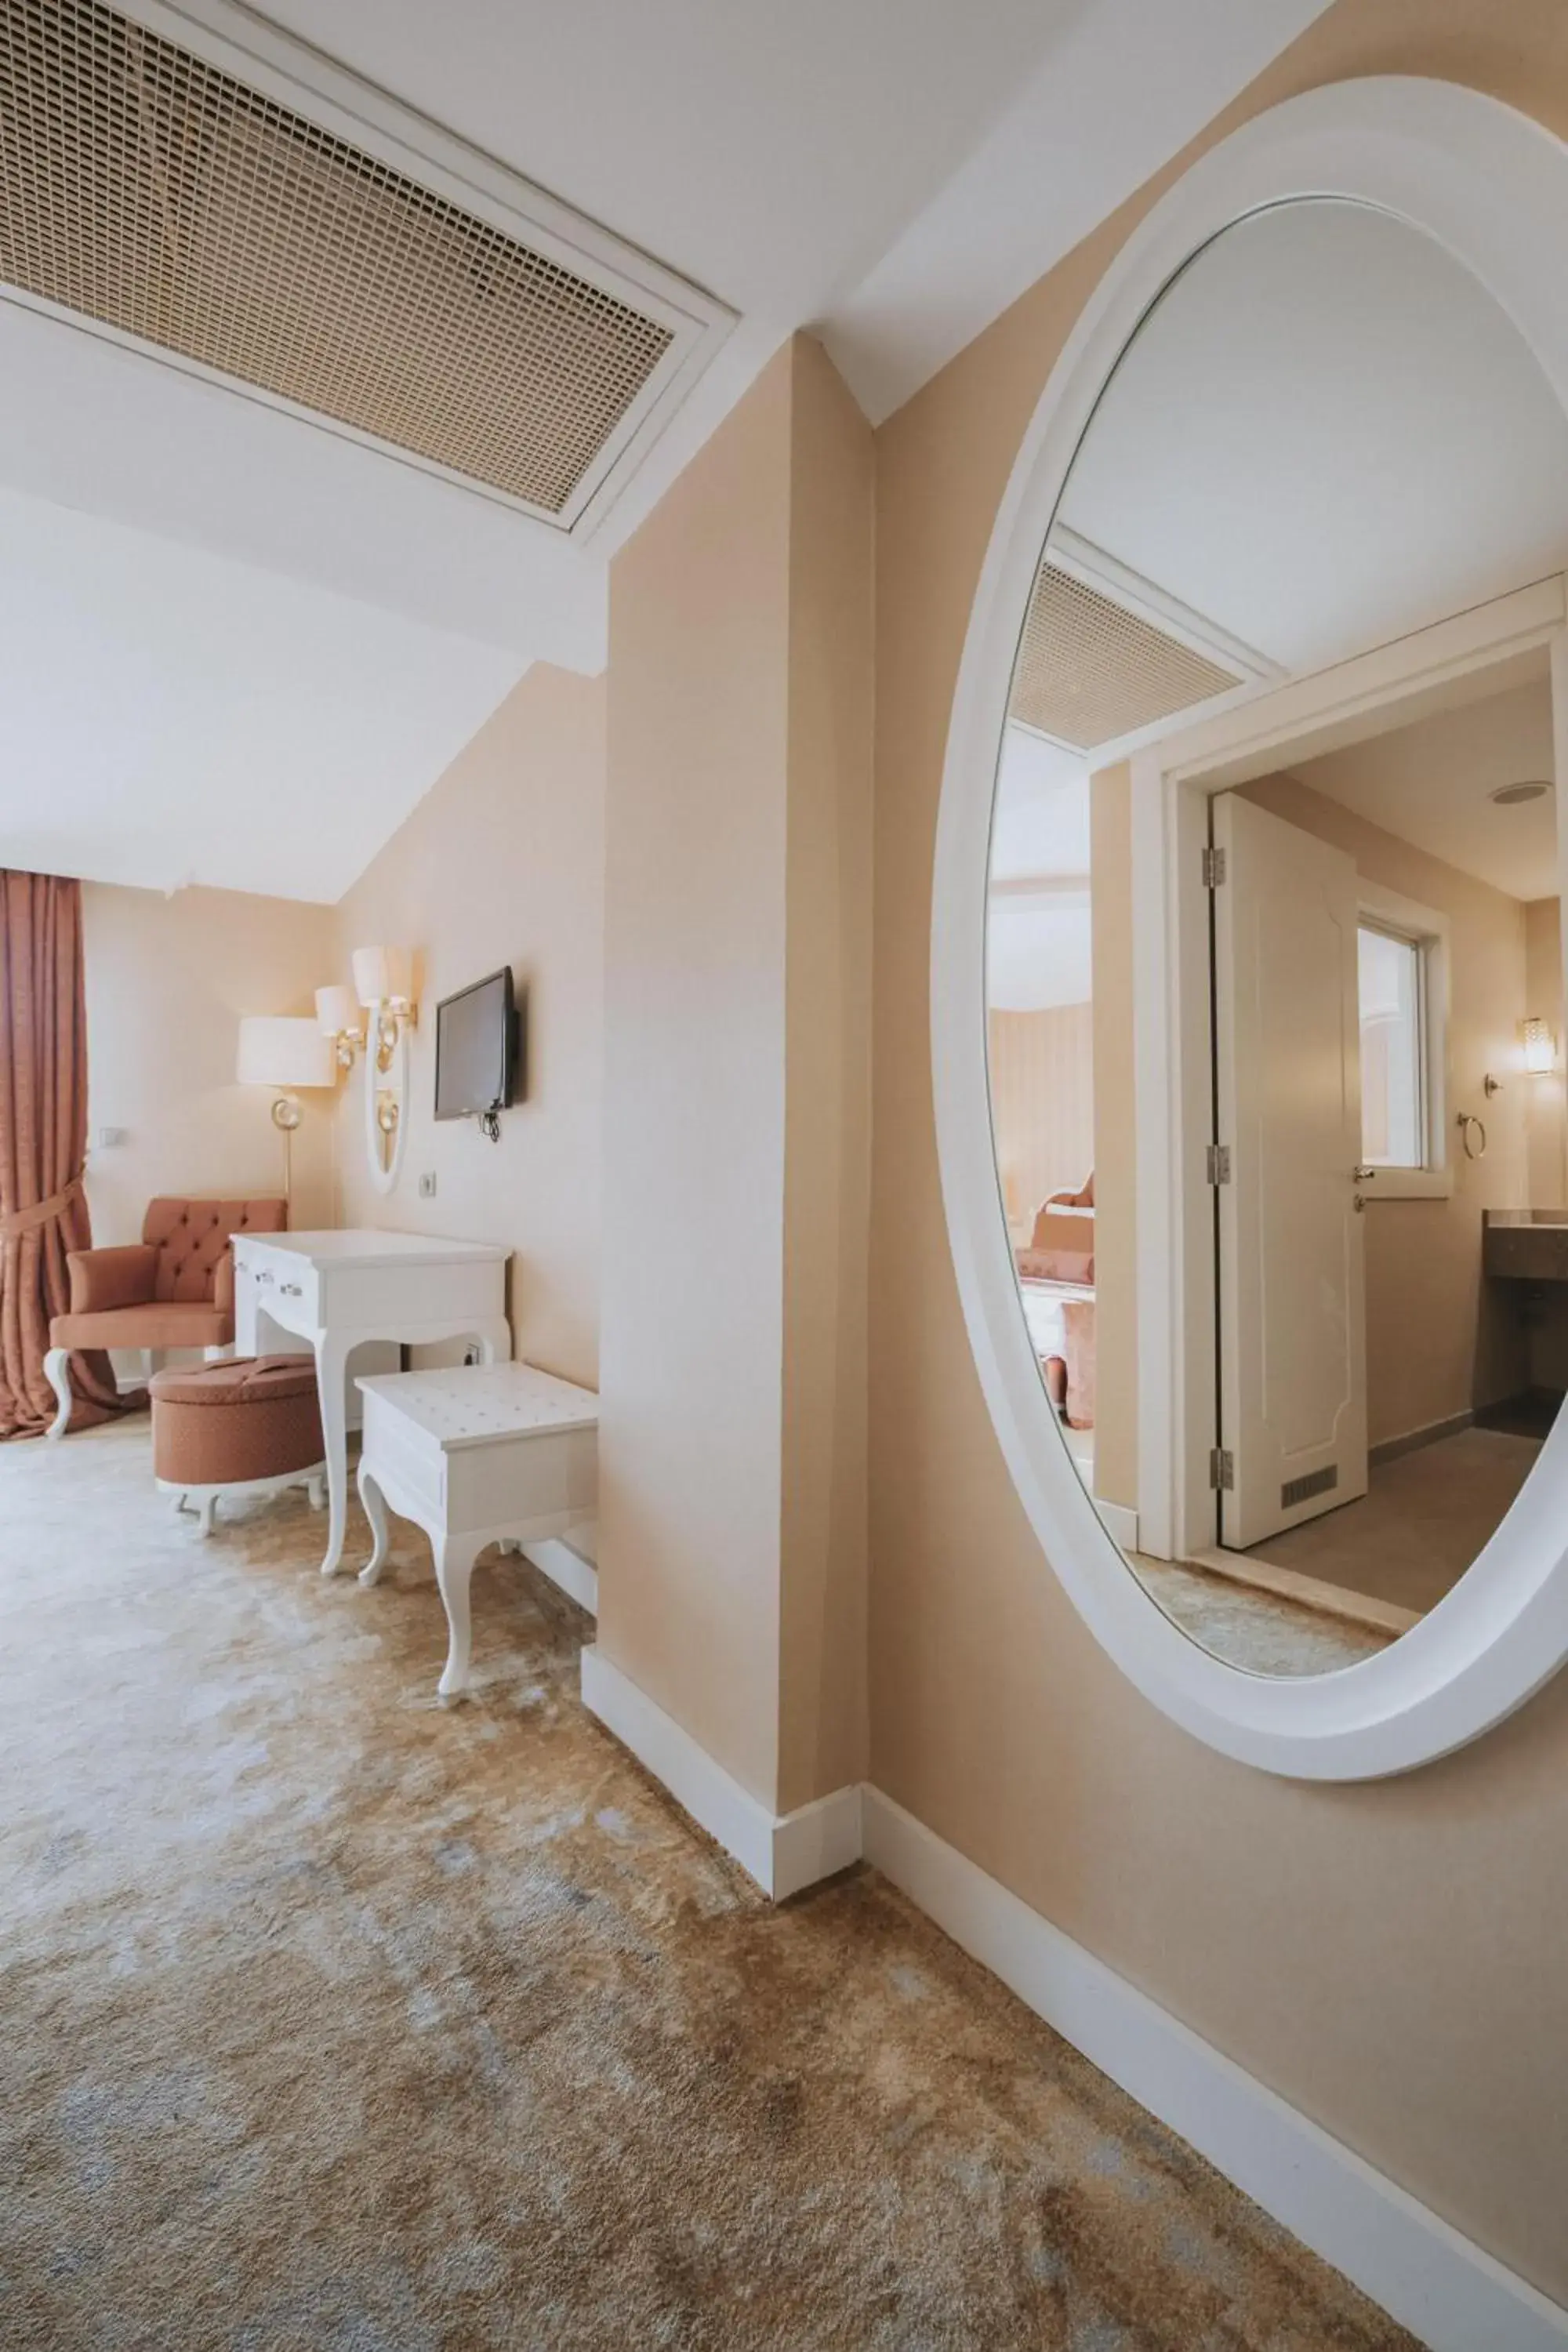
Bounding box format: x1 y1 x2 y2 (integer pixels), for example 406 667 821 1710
337 945 419 1197
352 945 418 1073
236 1015 337 1212
315 983 365 1069
1524 1015 1556 1074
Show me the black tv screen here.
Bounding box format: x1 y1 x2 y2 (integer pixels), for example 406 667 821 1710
434 968 518 1121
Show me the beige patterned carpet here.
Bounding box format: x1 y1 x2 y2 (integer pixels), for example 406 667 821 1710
1 1417 1419 2351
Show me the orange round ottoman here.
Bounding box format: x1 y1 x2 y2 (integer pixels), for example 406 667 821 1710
151 1356 327 1537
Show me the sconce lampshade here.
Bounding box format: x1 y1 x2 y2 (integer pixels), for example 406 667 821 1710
352 945 413 1008
1524 1016 1556 1074
236 1015 337 1091
315 984 359 1038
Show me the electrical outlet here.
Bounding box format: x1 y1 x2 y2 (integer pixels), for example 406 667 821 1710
417 1171 437 1200
463 1344 481 1367
96 1126 129 1149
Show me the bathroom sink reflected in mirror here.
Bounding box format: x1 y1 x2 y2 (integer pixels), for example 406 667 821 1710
985 198 1568 1676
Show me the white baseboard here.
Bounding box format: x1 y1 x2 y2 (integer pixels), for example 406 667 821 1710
573 1660 1564 2341
862 1788 1566 2352
1095 1498 1138 1552
579 1645 860 1899
520 1537 598 1617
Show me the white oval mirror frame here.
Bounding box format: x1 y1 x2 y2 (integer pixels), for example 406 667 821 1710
363 1018 410 1197
931 77 1568 1779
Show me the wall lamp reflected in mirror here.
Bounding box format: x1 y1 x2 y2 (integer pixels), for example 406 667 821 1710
351 945 419 1073
1523 1015 1556 1075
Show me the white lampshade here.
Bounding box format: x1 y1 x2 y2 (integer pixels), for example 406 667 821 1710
352 944 413 1007
236 1015 337 1091
315 984 359 1037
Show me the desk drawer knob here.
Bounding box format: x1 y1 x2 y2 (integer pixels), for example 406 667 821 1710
281 1283 303 1298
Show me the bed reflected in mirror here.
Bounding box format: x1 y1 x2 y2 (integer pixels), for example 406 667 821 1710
985 196 1568 1675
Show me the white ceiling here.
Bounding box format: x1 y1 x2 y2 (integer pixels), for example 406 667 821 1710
1056 201 1568 683
1291 675 1559 904
0 485 520 903
0 0 1334 902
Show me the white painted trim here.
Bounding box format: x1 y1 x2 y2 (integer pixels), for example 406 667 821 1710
518 1536 599 1617
1357 879 1454 1201
862 1788 1568 2352
932 77 1568 1777
579 1646 862 1899
1094 1498 1139 1554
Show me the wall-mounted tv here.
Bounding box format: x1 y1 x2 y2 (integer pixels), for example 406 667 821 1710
434 968 520 1134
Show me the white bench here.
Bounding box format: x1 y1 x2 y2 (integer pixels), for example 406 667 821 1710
354 1362 599 1697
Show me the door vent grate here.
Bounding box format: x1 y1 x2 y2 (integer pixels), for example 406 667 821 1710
1009 563 1243 750
1281 1465 1338 1510
0 0 677 515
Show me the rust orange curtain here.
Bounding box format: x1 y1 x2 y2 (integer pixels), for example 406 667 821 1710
0 871 124 1438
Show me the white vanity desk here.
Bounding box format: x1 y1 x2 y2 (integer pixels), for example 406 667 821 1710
233 1229 510 1577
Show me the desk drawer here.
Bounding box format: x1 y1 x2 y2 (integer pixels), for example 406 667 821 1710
235 1246 319 1333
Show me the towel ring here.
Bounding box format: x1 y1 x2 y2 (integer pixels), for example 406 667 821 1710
1457 1112 1487 1160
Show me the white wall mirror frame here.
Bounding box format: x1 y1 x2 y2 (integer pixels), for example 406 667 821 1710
363 1016 411 1197
931 76 1568 1780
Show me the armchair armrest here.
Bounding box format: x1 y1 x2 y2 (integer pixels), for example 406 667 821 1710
67 1243 158 1315
214 1249 235 1317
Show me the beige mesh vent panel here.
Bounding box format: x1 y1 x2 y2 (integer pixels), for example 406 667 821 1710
0 0 676 513
1009 562 1242 748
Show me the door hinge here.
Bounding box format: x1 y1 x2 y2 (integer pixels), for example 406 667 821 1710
1206 1142 1232 1185
1209 1447 1235 1492
1202 844 1226 887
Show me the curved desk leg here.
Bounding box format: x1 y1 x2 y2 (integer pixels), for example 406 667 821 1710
435 1535 484 1698
315 1331 351 1578
474 1317 512 1365
357 1461 390 1586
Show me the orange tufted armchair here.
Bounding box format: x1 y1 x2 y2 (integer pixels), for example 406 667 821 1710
42 1197 286 1439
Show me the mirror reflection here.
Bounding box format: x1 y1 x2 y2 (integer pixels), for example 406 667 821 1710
987 198 1568 1675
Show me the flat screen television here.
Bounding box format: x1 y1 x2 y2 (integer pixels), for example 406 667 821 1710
434 968 519 1129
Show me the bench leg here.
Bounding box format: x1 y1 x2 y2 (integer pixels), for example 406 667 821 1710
196 1494 217 1538
435 1536 482 1699
356 1461 390 1586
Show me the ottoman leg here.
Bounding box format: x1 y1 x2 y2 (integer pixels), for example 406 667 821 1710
197 1494 218 1538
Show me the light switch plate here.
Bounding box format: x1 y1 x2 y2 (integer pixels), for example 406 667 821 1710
96 1126 129 1148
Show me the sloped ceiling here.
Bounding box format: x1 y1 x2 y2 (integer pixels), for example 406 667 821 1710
0 0 1336 901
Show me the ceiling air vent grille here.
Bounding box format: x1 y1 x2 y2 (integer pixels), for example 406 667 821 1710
1010 562 1243 750
0 0 678 515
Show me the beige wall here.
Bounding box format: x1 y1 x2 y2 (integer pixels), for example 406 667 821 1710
600 334 872 1816
82 881 336 1254
1242 771 1533 1445
869 0 1568 2300
778 336 874 1813
987 1004 1094 1237
1524 895 1566 1214
332 663 605 1389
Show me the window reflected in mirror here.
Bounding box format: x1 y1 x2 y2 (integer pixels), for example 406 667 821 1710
985 196 1568 1679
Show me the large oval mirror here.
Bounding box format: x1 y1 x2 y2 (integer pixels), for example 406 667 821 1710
986 194 1568 1678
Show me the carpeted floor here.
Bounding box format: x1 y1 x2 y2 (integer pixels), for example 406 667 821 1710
2 1417 1420 2352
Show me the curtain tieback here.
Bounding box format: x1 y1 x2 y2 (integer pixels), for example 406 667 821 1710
0 1175 84 1243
